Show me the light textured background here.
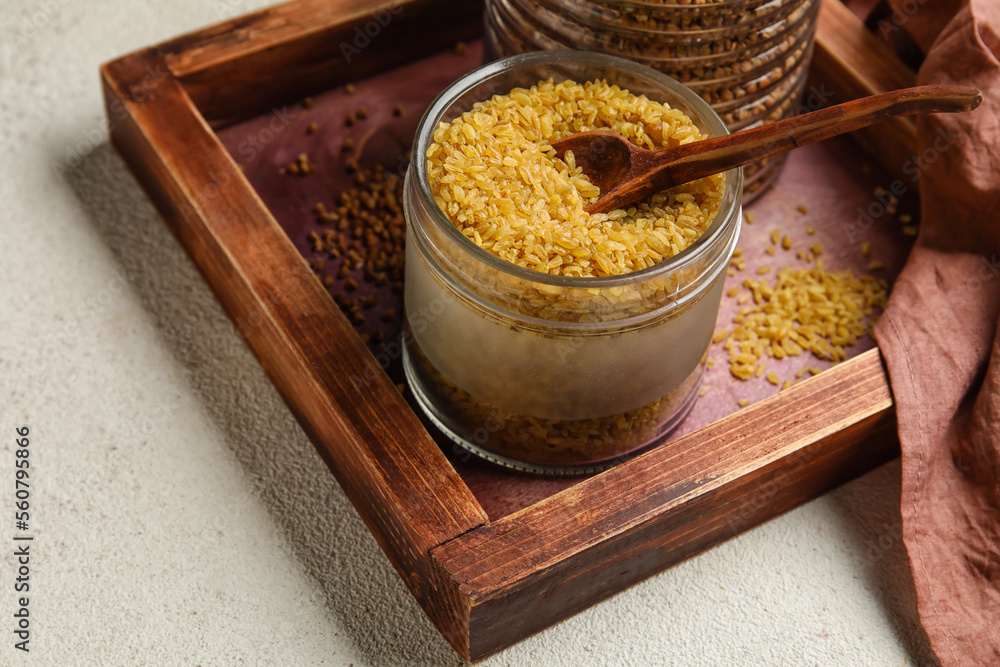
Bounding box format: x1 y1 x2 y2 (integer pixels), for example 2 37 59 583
0 1 937 665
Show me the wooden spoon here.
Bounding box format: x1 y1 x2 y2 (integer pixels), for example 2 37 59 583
549 85 983 215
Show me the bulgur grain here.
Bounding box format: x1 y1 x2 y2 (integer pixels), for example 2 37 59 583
426 79 724 277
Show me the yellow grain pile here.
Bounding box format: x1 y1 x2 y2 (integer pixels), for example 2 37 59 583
718 258 888 380
426 79 724 277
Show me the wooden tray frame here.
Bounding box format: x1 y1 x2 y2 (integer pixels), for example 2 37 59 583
100 0 916 660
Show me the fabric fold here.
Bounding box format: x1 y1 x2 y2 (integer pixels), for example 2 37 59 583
872 0 1000 664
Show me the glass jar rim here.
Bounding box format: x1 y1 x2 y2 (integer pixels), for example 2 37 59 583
411 50 743 289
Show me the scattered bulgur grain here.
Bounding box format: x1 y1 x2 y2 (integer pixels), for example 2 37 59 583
323 275 334 287
727 267 736 276
699 387 708 397
454 41 467 55
307 122 318 135
770 230 780 245
797 250 805 260
805 226 815 235
766 371 780 385
345 114 356 127
738 398 750 407
874 185 886 196
781 378 793 390
393 104 405 117
810 242 823 255
745 211 756 223
796 204 808 214
344 83 356 94
382 308 396 321
737 294 750 305
900 213 912 223
712 329 729 343
796 367 808 379
733 247 744 257
707 358 715 369
341 138 355 153
765 246 776 256
395 382 405 393
868 260 884 271
302 96 314 108
756 364 766 378
727 286 740 297
861 241 871 257
902 225 917 236
757 266 771 275
808 366 822 376
781 235 792 250
356 106 368 120
344 277 358 291
718 262 888 380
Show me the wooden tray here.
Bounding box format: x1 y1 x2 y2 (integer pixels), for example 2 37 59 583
101 0 918 660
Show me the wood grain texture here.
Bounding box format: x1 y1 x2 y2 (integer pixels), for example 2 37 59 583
813 0 919 179
100 48 488 650
158 0 483 123
557 84 977 214
433 349 898 660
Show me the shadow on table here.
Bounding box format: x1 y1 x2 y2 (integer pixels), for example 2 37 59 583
63 142 466 667
818 460 939 667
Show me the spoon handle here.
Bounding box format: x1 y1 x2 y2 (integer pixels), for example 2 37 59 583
644 84 983 193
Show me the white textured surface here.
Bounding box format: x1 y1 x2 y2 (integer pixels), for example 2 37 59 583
0 1 937 665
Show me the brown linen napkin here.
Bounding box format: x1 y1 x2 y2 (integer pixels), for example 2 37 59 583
872 0 1000 664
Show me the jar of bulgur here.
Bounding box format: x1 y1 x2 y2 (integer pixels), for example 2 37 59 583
403 52 742 474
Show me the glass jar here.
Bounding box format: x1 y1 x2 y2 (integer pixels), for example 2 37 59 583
403 51 743 474
484 0 819 201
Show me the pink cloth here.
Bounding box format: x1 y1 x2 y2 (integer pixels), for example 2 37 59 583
872 0 1000 664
